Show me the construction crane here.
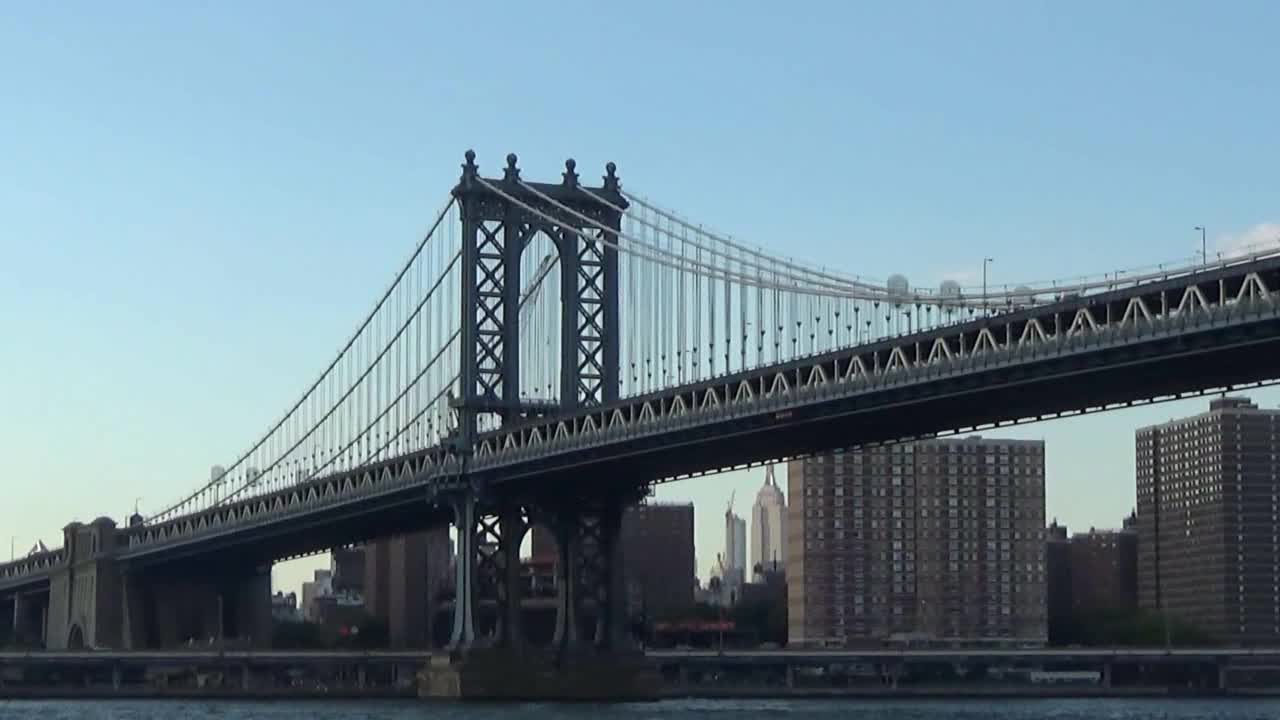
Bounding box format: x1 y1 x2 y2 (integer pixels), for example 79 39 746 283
519 253 557 310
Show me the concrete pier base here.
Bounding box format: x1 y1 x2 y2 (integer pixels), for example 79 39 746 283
418 649 660 701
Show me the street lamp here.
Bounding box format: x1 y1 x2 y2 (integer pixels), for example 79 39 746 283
982 258 994 316
1195 226 1207 265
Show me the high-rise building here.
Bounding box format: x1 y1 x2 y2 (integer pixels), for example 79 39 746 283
300 569 333 622
530 525 556 563
331 547 366 596
363 529 452 649
1069 520 1138 615
723 508 747 598
751 465 788 575
1045 516 1138 645
621 503 695 617
788 437 1047 647
364 540 391 623
1136 396 1280 644
210 465 227 503
1045 522 1073 644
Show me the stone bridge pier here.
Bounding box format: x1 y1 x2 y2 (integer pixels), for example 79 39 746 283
122 562 272 649
1 591 48 648
42 517 272 650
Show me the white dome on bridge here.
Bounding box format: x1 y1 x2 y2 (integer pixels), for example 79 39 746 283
939 280 962 299
1013 285 1035 308
887 274 910 303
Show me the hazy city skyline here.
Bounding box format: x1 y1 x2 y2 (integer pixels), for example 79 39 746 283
2 3 1279 598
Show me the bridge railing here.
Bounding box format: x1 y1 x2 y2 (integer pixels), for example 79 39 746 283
0 548 66 586
118 442 464 555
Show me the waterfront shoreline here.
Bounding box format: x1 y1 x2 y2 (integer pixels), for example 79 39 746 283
3 685 1280 702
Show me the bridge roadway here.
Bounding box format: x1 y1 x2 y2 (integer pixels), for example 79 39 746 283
4 254 1280 585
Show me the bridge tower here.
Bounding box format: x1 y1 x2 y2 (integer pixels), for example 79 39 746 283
424 152 655 699
452 149 624 437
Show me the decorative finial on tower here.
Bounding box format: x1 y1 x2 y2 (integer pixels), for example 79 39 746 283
504 153 520 183
603 161 620 193
562 158 579 188
460 149 479 186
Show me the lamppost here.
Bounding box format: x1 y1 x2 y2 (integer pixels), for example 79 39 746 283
1195 226 1207 265
982 258 994 316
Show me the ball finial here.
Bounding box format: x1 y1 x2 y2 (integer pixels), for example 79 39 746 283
562 158 580 188
464 149 476 163
506 153 518 168
603 161 620 192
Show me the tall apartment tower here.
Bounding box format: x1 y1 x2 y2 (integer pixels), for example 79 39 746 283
788 437 1046 647
752 465 788 574
362 528 452 649
621 503 696 617
1136 396 1280 644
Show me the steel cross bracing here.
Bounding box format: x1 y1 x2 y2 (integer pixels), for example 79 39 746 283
453 152 623 441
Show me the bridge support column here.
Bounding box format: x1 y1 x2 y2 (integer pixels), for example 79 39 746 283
571 500 629 651
497 503 527 650
550 509 582 653
120 573 153 650
548 495 636 654
9 593 48 648
9 593 22 645
449 494 478 651
1102 660 1113 689
232 566 272 648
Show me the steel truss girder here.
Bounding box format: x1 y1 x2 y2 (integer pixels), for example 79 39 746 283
471 258 1280 464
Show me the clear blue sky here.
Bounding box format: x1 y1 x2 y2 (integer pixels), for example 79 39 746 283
2 1 1278 594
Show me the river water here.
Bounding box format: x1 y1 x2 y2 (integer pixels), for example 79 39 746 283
2 699 1280 719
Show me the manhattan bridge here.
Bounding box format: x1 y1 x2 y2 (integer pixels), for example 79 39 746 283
2 151 1279 686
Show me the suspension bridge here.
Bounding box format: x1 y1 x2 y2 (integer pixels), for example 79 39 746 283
3 151 1280 697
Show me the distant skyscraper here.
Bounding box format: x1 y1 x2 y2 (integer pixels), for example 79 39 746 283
1137 396 1280 644
721 491 747 599
723 503 747 598
210 465 227 502
751 465 787 574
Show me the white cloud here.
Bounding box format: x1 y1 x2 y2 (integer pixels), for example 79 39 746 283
1215 222 1280 258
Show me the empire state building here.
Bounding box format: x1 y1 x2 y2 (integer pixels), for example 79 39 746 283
751 465 787 575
